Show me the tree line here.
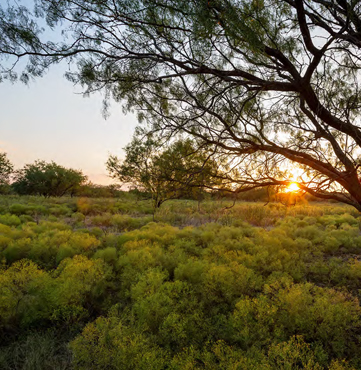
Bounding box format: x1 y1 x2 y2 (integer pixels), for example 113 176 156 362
0 154 124 198
0 134 223 205
1 134 222 203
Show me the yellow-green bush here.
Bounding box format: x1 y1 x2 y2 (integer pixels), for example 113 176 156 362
53 255 112 307
0 260 54 328
70 317 168 370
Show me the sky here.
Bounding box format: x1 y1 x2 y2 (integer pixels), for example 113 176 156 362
0 63 138 185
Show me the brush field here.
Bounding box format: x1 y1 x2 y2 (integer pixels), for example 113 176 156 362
1 195 361 369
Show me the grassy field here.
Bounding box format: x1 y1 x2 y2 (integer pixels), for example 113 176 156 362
0 195 361 369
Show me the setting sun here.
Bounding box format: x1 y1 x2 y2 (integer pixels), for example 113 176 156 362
285 182 300 192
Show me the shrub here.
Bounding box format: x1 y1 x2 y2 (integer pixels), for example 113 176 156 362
0 214 21 227
3 238 33 264
93 247 118 265
70 317 168 370
229 282 361 359
53 255 112 309
0 259 53 329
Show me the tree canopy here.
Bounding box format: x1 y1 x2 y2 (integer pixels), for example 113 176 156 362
107 134 223 213
12 160 87 197
0 152 13 188
2 1 361 208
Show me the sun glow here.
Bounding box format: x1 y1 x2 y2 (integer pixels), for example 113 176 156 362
285 182 300 193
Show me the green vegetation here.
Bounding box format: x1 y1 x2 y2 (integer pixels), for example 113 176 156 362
107 135 223 217
12 161 87 197
0 195 361 369
0 153 13 194
0 154 125 198
3 1 361 367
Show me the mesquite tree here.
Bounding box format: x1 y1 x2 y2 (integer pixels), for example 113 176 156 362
107 134 223 218
12 160 87 197
2 0 361 208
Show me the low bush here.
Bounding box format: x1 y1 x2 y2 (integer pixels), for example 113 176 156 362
0 196 360 369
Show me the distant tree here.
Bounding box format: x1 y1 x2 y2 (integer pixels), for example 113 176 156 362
0 152 14 194
12 160 87 197
107 133 222 218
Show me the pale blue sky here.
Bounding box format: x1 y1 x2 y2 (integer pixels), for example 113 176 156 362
0 63 138 185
